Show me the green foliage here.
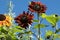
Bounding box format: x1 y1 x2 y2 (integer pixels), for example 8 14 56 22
46 15 58 26
33 20 39 22
0 1 60 40
41 13 47 18
0 25 25 40
55 28 60 33
45 30 53 36
34 24 48 28
40 38 43 40
24 31 32 34
41 14 59 27
5 35 12 40
0 14 60 40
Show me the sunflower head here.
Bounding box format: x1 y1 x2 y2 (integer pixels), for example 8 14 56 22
14 11 34 29
28 1 47 13
0 14 13 27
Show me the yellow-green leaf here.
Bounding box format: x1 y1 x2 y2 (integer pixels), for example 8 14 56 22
46 15 58 26
41 13 47 18
40 37 43 40
34 24 48 29
45 30 53 36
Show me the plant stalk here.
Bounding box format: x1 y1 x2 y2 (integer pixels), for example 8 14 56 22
37 13 40 40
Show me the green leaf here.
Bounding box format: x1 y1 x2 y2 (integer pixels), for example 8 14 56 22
6 35 12 40
6 34 18 40
9 27 24 34
41 13 47 18
45 30 53 37
33 20 39 22
53 34 58 39
0 35 5 38
11 36 18 40
15 26 25 30
13 28 24 33
0 33 6 40
21 35 29 40
34 24 48 28
53 34 60 40
41 14 59 27
40 37 43 40
1 28 8 34
25 31 32 34
46 15 59 27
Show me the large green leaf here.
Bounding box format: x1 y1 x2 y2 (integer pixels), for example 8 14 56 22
46 16 58 26
41 14 59 27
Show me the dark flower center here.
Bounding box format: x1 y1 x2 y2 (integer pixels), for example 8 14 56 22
33 4 41 11
0 14 6 21
20 16 28 23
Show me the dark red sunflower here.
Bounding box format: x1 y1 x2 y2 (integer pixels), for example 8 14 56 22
14 11 34 29
28 1 47 13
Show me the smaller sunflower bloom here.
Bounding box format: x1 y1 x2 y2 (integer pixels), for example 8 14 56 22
0 14 13 27
14 11 34 29
28 1 46 13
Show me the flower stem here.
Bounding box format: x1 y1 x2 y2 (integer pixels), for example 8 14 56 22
37 13 40 40
28 25 32 40
29 37 32 40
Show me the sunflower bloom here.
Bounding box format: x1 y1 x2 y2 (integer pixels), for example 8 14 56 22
28 1 46 13
0 14 13 27
14 11 34 29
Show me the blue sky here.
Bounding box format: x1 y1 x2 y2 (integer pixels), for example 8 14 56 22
0 0 60 40
0 0 60 15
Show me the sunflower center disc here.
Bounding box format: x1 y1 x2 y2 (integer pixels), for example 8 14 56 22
33 4 41 11
0 14 6 21
21 16 28 23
